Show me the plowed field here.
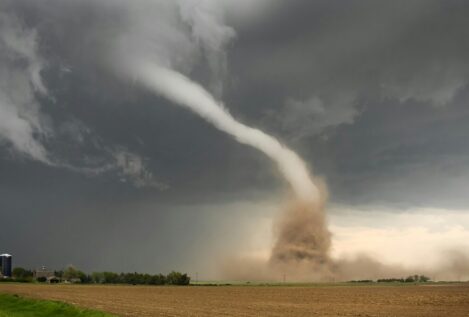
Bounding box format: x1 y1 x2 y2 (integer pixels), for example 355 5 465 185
1 283 468 316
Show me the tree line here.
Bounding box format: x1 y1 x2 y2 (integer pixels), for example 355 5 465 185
377 275 430 283
6 266 190 285
349 274 431 283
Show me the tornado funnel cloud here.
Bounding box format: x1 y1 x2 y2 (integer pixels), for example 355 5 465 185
128 60 332 277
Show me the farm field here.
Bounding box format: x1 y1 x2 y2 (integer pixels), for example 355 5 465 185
1 283 469 317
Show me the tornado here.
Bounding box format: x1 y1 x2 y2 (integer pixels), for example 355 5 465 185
128 60 332 278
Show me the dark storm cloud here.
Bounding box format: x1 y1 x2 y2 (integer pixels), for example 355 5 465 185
313 89 469 209
225 0 469 207
228 0 468 127
1 0 469 273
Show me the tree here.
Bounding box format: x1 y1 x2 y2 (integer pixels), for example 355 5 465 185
12 267 33 282
166 271 190 285
405 276 415 283
63 265 86 282
419 275 430 282
149 274 166 285
102 272 119 284
91 272 105 284
12 267 26 278
12 267 33 279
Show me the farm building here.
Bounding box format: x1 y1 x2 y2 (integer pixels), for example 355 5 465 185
34 266 54 280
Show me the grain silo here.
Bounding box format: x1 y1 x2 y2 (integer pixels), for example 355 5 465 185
0 254 12 277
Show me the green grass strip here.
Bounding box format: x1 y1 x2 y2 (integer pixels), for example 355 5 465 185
0 293 115 317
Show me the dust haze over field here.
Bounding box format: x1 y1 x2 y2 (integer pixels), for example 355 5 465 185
1 0 469 282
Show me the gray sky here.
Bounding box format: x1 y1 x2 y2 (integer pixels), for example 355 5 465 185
1 0 468 278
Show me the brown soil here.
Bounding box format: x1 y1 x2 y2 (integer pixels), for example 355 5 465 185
1 283 469 316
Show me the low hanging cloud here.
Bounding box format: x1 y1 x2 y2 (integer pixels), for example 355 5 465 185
0 12 50 163
113 149 168 190
0 7 165 189
269 93 359 138
381 67 467 107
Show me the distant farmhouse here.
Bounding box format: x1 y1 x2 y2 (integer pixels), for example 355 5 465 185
34 266 79 283
34 266 59 283
0 254 12 278
34 265 54 279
